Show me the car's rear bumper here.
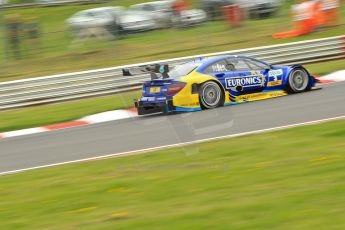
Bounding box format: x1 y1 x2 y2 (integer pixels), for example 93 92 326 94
134 100 175 115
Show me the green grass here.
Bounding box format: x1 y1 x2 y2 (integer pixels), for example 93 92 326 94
0 119 345 229
1 58 344 133
306 59 345 76
0 0 344 81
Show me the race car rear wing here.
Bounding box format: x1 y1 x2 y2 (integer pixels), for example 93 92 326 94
122 64 169 80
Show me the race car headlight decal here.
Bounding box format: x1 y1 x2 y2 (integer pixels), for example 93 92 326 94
167 83 186 95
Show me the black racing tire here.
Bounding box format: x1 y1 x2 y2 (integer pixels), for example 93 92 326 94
287 68 310 93
199 81 224 109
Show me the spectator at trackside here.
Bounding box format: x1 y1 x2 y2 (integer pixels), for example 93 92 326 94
318 0 341 27
5 14 22 59
273 0 315 38
171 0 190 15
171 0 190 27
290 0 315 33
23 17 41 57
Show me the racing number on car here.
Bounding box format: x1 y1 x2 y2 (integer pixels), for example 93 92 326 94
268 69 283 87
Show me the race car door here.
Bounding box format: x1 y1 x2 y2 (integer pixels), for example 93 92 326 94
244 58 284 89
223 57 267 95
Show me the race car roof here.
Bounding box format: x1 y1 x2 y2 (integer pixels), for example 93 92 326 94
186 55 271 71
187 55 253 66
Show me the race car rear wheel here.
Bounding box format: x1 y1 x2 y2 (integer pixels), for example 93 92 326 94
287 68 310 93
199 81 224 109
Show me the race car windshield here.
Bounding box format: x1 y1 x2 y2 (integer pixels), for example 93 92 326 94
168 63 199 79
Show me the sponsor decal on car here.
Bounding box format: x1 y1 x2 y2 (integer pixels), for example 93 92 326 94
180 102 200 107
267 69 283 86
141 97 156 102
268 69 283 78
225 75 265 89
212 63 228 72
267 80 283 86
234 91 287 102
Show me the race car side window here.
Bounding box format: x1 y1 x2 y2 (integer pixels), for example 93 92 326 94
226 58 250 71
203 60 231 73
168 63 198 78
245 59 270 71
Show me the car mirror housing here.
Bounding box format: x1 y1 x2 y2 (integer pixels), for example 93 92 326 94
265 65 273 72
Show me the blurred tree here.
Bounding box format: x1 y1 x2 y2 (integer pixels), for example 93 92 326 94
5 14 23 59
23 16 41 57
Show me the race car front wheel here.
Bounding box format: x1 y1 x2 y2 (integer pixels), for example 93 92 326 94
287 68 310 93
199 81 224 109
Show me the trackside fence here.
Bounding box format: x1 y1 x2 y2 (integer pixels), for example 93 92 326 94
0 35 344 110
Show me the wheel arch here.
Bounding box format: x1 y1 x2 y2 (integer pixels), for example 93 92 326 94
195 79 226 96
290 64 316 89
290 64 311 75
285 65 312 93
196 79 226 108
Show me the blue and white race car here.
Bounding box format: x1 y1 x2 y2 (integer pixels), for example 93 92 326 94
134 55 318 115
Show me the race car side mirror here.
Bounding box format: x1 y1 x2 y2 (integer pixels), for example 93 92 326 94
264 65 272 72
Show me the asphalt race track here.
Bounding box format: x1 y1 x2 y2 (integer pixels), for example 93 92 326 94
1 81 345 174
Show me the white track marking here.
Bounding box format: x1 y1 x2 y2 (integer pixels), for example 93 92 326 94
1 71 344 140
320 70 345 81
0 110 137 139
1 115 344 176
2 127 48 138
79 110 137 123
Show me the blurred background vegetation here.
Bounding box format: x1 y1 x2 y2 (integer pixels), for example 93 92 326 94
0 0 344 81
